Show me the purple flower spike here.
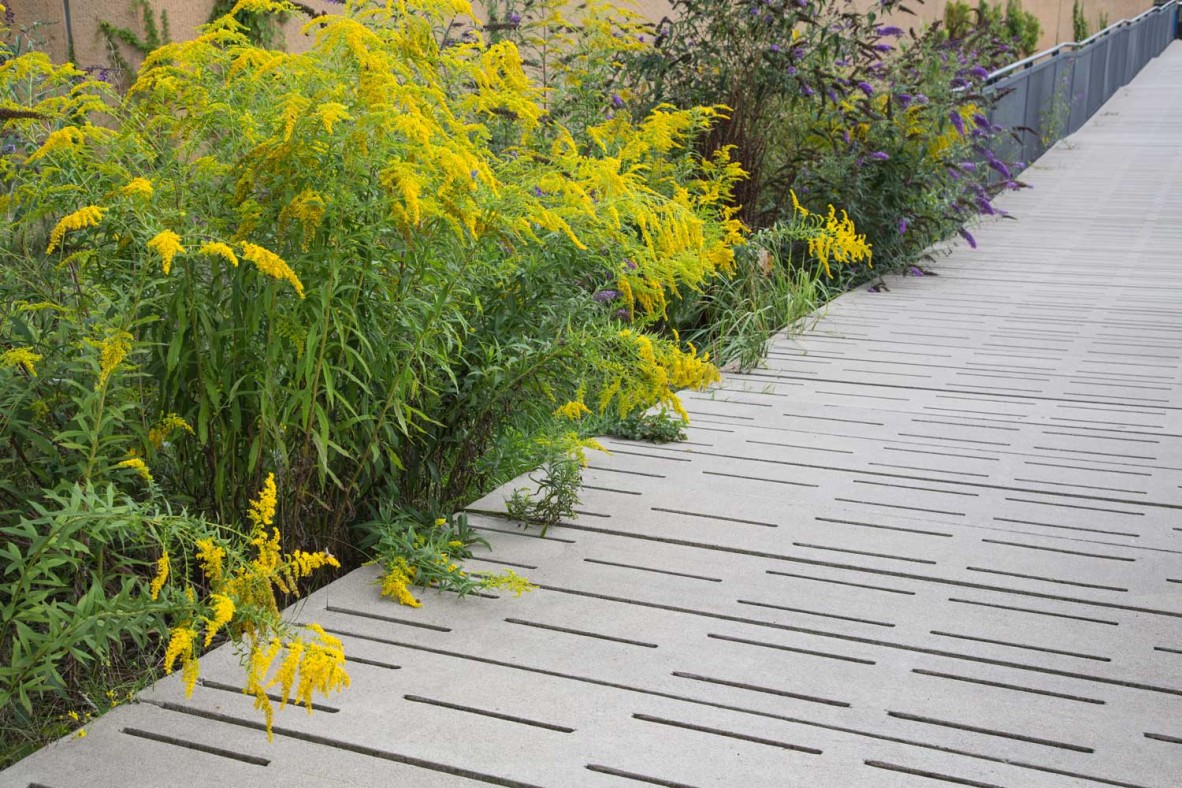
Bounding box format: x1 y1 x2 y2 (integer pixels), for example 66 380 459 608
988 158 1012 179
960 161 977 172
970 65 990 79
876 25 904 36
949 111 965 135
914 94 929 105
615 308 630 319
908 265 925 276
973 113 990 129
869 151 890 161
895 92 913 107
508 11 521 25
802 85 815 97
898 218 909 234
958 228 978 248
532 186 544 198
611 93 624 108
593 290 619 303
770 44 781 53
857 81 875 96
874 43 893 52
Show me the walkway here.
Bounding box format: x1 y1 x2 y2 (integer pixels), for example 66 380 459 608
6 43 1182 788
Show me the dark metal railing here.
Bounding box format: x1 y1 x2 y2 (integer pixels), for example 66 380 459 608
985 0 1178 167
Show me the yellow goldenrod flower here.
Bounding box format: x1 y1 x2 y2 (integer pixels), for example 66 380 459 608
119 177 154 198
46 205 104 254
204 593 235 647
482 568 538 597
148 552 169 599
163 625 196 677
247 472 278 532
317 102 352 134
244 636 282 739
555 388 591 420
239 242 305 298
148 413 194 448
194 538 225 583
1 347 43 377
27 126 86 163
198 241 238 267
378 558 421 608
293 624 350 711
148 230 185 275
268 639 303 710
289 550 340 580
94 330 134 390
116 457 153 484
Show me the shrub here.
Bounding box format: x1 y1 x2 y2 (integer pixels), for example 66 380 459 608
0 0 748 754
627 0 1024 274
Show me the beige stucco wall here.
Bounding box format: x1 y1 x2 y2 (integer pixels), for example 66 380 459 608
9 0 1153 71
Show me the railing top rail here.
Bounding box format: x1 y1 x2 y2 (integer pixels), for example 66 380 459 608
986 0 1178 83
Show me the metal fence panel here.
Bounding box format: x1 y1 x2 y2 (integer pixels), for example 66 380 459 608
984 0 1178 168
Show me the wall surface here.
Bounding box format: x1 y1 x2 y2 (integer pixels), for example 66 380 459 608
8 0 1155 73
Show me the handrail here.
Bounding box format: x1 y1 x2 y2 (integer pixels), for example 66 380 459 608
986 0 1177 83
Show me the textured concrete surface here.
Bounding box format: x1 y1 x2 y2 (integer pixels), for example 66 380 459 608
4 40 1182 788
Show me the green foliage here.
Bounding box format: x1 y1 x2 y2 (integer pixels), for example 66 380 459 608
505 454 583 535
208 0 290 48
0 0 745 757
97 0 171 85
1004 0 1042 55
668 223 829 371
943 0 1041 58
1073 0 1092 41
592 409 688 443
627 0 1021 275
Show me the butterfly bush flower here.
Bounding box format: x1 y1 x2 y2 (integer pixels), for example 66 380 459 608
876 25 904 36
970 65 990 79
898 218 909 234
869 151 890 161
949 110 965 135
593 290 618 303
957 228 977 248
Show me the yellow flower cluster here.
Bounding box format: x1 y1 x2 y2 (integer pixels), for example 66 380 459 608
195 538 225 583
94 330 134 390
481 569 538 597
600 329 720 421
379 558 422 608
1 347 43 377
244 624 350 740
554 388 591 420
117 456 154 484
148 413 195 448
204 594 235 647
808 205 873 278
149 552 170 599
26 126 86 163
119 178 154 198
790 192 872 277
199 241 239 267
163 625 200 696
158 474 345 736
278 190 326 251
148 230 185 275
46 205 104 254
240 242 305 298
